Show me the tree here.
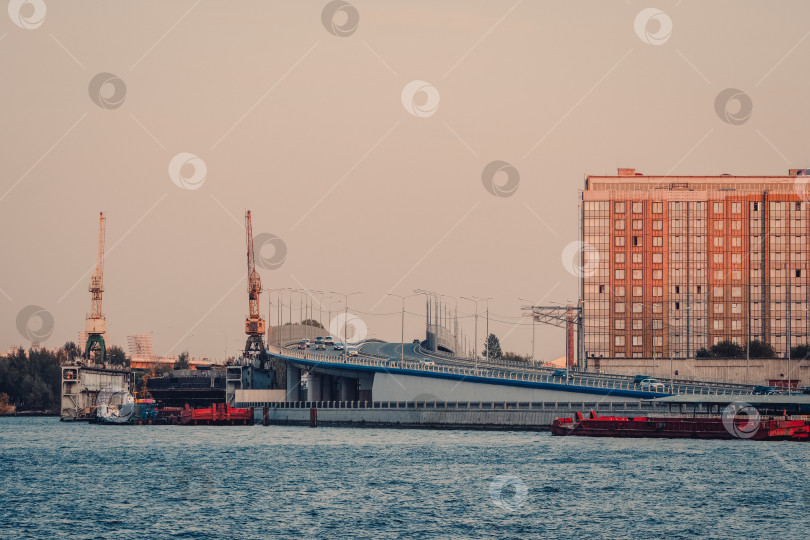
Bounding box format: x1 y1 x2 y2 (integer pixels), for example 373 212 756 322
502 351 530 363
695 347 712 359
107 345 129 367
301 319 324 329
790 344 810 360
482 333 502 360
749 340 776 359
63 341 81 362
709 340 744 358
174 351 190 370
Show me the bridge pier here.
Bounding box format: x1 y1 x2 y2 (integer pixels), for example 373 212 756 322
358 374 374 403
308 372 322 402
286 364 301 402
339 377 358 402
322 374 335 401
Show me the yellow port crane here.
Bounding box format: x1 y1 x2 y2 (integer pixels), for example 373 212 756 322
244 210 266 358
85 212 107 363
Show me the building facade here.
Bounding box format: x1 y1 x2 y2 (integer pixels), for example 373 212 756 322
582 169 810 360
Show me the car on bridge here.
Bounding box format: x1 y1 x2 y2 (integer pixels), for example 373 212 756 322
347 346 358 357
420 359 435 366
315 337 325 350
552 369 567 379
752 385 780 395
297 340 307 350
324 336 334 347
633 375 652 385
334 342 344 351
639 379 666 392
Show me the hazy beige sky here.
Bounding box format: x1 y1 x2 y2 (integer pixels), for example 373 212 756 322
2 1 810 360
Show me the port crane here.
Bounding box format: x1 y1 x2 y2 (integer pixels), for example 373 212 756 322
244 210 267 359
85 212 107 363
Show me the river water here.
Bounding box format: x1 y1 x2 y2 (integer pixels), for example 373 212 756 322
1 417 808 538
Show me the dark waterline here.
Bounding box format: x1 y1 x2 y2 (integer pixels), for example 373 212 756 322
1 417 808 539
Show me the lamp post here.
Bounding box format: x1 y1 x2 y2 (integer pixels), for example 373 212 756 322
519 297 536 363
461 296 488 373
388 293 419 362
330 290 363 354
474 296 492 364
413 289 436 349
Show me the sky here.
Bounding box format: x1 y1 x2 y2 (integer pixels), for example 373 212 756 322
2 1 810 361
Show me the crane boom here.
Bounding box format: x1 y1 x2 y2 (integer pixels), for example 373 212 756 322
244 210 266 356
85 212 107 362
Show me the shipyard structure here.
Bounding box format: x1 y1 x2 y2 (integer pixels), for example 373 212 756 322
581 169 810 384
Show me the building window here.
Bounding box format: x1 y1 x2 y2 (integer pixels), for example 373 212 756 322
714 237 724 247
732 237 742 247
615 302 626 313
713 319 724 330
653 287 663 297
632 303 643 313
714 303 724 314
615 202 625 214
615 335 625 346
615 236 626 247
797 269 803 278
615 286 626 296
732 270 742 280
632 220 643 230
731 254 742 264
732 320 742 330
714 221 724 230
732 220 742 230
633 253 643 263
653 269 663 280
615 253 625 264
714 287 723 297
615 319 625 330
633 319 643 330
732 287 742 297
632 270 643 280
632 236 641 247
615 219 625 230
632 202 642 214
714 253 724 263
652 253 663 263
652 202 663 214
714 270 724 280
653 319 663 330
633 286 642 297
674 285 680 294
632 336 642 346
714 202 724 214
653 303 663 313
653 236 663 247
653 336 663 347
653 220 663 230
732 202 742 214
615 269 625 280
753 202 759 211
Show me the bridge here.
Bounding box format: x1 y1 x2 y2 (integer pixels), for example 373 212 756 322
265 341 758 405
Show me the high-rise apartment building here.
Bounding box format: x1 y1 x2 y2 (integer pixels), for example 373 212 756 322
581 168 810 360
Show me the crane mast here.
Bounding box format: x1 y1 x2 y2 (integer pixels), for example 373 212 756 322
85 212 107 363
244 210 266 357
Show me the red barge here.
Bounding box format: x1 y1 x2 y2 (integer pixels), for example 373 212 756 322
180 403 254 426
552 410 810 441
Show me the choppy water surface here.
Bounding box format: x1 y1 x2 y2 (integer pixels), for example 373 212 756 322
1 417 808 538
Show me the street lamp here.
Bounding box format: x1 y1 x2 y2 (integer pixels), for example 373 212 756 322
388 293 419 363
519 297 536 363
474 296 492 364
460 296 487 373
330 290 363 354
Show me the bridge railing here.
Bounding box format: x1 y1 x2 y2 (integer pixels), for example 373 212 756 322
268 345 754 397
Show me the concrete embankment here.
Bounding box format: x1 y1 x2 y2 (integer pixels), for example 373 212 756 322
244 400 674 430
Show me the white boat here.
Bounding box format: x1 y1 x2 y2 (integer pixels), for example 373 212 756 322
96 386 134 424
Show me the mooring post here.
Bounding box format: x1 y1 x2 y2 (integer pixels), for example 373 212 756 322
310 407 318 428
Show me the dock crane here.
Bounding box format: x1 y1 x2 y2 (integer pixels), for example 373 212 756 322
85 212 107 363
244 210 267 359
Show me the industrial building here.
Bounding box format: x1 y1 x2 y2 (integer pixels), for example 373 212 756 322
581 168 810 362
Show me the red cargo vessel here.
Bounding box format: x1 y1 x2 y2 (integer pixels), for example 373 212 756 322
551 411 810 441
180 403 254 426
